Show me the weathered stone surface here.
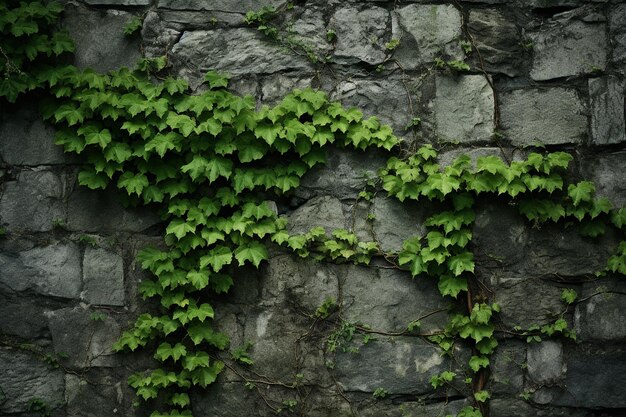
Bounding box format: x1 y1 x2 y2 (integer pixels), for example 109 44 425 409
392 4 463 69
589 76 626 145
358 399 469 417
65 373 131 417
468 9 521 77
66 186 161 233
0 170 67 232
261 74 313 105
193 381 278 417
82 0 150 5
527 341 564 384
334 337 463 395
47 307 121 369
433 75 495 143
0 293 61 339
491 340 525 395
610 5 626 70
288 7 331 60
529 19 607 81
298 149 388 200
170 29 312 79
499 88 587 146
0 243 82 299
331 78 413 136
0 107 67 166
342 267 448 333
0 348 65 413
548 348 626 408
82 247 125 306
493 278 563 328
583 152 626 208
262 254 338 311
371 196 426 254
286 195 346 235
63 4 141 72
141 10 182 58
574 278 626 341
330 6 389 65
157 0 284 13
489 399 592 417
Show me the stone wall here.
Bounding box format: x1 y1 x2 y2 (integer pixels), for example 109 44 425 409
1 1 626 416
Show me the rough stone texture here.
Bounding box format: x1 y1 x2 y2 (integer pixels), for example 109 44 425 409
331 78 413 136
65 373 131 417
589 76 626 145
548 347 626 408
170 28 312 80
610 5 626 71
583 152 626 208
0 170 67 232
0 243 82 299
527 341 564 384
490 341 525 395
489 399 593 417
63 4 142 72
48 307 121 369
0 348 65 413
370 196 426 253
334 337 464 395
468 9 522 77
330 6 389 65
529 19 607 81
392 4 463 69
574 278 626 341
66 186 161 233
342 268 449 333
433 75 495 144
82 247 125 306
157 0 285 13
82 0 150 5
499 88 587 146
0 106 67 166
286 195 346 235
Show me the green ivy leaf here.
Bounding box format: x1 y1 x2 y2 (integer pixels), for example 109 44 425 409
199 246 233 272
234 242 268 268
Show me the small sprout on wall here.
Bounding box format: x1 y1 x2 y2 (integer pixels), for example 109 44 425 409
384 38 400 51
123 16 143 37
315 297 337 319
90 311 107 321
561 288 578 304
326 29 336 43
373 387 388 399
231 341 254 365
460 40 472 55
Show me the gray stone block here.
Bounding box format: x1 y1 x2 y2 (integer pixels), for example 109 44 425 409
527 340 564 385
0 243 82 299
0 107 67 166
371 196 426 254
0 170 67 232
433 75 495 144
330 6 389 65
491 340 525 395
342 267 448 333
47 307 121 369
358 399 469 417
499 88 587 146
66 186 160 233
63 4 141 72
468 9 521 77
0 293 59 339
610 5 626 71
583 152 626 208
493 278 563 328
589 76 626 145
262 254 339 311
334 337 464 395
0 349 65 414
81 0 151 5
331 78 413 136
286 195 346 235
574 278 626 341
82 247 125 306
141 10 181 58
65 373 130 417
549 347 626 408
489 399 592 417
157 0 284 13
392 4 463 69
529 19 607 81
170 28 312 79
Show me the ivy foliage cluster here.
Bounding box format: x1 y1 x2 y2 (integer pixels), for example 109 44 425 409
3 2 626 417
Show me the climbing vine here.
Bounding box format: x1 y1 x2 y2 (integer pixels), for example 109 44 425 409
2 2 626 417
